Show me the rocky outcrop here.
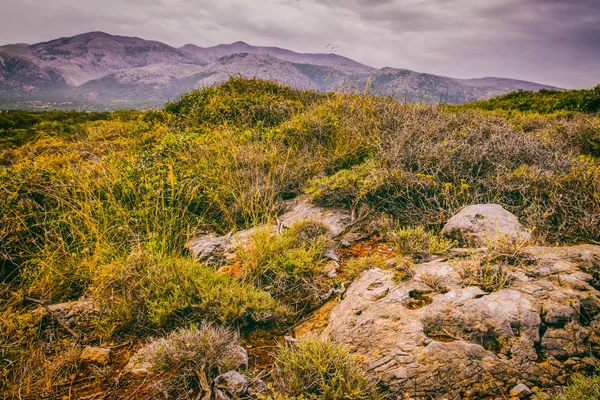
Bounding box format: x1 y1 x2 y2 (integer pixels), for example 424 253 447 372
442 204 530 246
187 195 352 264
321 244 600 398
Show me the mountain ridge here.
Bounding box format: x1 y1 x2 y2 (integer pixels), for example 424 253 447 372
0 31 561 110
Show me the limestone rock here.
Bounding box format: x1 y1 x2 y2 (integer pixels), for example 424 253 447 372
510 383 532 397
122 348 154 378
215 370 249 396
442 204 530 247
32 299 100 328
231 345 249 371
79 346 111 366
214 390 230 400
187 195 351 264
279 195 352 236
321 245 600 398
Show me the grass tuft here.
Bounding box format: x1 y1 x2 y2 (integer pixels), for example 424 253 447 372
270 337 383 400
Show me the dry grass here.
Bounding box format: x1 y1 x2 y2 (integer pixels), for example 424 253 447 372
453 257 515 293
419 273 450 294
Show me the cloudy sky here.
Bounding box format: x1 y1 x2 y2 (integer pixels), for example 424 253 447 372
1 0 599 88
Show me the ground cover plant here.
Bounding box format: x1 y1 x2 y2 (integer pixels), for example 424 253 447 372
1 78 599 398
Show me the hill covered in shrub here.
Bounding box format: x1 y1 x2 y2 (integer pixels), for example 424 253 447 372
1 79 599 398
456 85 600 114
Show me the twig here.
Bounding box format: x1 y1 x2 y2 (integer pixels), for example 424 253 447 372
24 296 80 341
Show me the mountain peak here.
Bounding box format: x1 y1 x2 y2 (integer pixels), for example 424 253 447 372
0 31 561 110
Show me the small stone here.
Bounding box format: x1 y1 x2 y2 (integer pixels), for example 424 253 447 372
214 390 230 400
231 345 249 370
215 370 249 396
79 346 111 366
510 383 532 398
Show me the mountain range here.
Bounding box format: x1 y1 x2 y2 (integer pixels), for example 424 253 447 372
0 31 560 110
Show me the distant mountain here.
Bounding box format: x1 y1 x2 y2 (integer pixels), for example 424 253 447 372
0 31 560 110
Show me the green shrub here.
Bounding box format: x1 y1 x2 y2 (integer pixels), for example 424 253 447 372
271 338 383 400
306 159 391 209
239 221 332 316
552 369 600 399
165 77 321 129
90 250 279 335
455 85 600 114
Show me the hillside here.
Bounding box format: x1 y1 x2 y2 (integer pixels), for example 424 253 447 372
1 79 599 399
456 85 600 114
0 31 560 110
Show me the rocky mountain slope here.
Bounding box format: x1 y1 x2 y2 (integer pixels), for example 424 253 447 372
0 31 560 110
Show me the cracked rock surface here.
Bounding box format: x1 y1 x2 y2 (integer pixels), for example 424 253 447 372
322 245 600 399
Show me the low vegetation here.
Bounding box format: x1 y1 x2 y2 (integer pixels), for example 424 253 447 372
454 257 515 293
143 324 243 397
238 221 334 316
455 85 600 115
386 225 455 260
1 78 599 397
551 369 600 400
343 255 388 281
269 338 383 400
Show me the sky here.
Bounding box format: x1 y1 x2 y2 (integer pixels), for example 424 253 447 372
1 0 599 89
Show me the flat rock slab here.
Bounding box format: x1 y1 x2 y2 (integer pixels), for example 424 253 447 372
279 195 352 236
321 245 600 399
187 195 352 263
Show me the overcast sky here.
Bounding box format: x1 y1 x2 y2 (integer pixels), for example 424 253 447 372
1 0 599 88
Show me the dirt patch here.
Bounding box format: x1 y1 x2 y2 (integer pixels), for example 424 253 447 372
293 298 340 340
243 327 286 372
338 237 394 261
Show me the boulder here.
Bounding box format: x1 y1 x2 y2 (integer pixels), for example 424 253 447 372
79 346 111 366
442 204 530 247
215 370 249 396
214 390 230 400
122 348 155 378
321 245 600 398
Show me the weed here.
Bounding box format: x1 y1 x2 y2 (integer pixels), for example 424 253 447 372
239 221 332 316
387 225 455 260
344 255 388 281
392 257 416 285
270 337 383 400
419 273 450 294
454 258 514 292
